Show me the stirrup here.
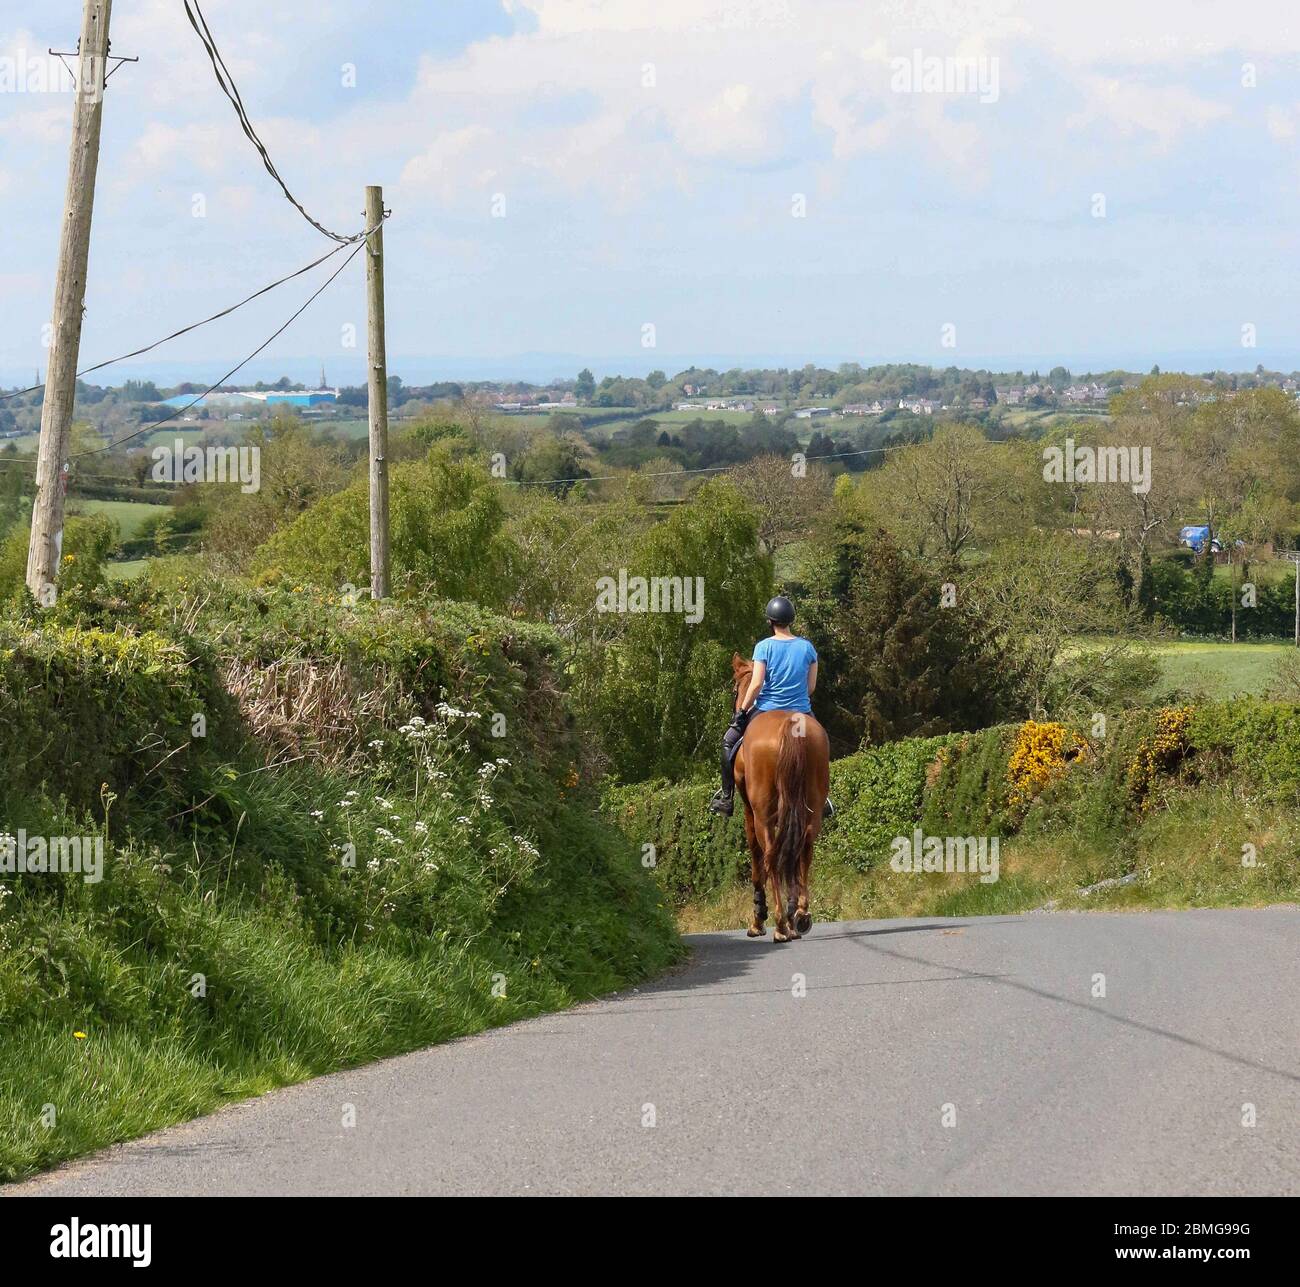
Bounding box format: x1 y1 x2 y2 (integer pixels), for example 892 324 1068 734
823 797 835 819
708 789 734 817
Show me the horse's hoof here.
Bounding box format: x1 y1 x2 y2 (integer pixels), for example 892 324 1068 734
773 929 790 942
746 926 766 938
794 911 812 936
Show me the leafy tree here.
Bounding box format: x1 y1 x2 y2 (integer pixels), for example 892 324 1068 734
203 413 350 564
796 517 1013 752
852 423 1031 574
726 454 832 557
253 444 514 605
576 479 771 780
967 533 1156 718
512 434 591 495
574 368 596 402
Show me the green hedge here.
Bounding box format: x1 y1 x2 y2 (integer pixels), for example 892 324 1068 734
606 734 956 904
604 778 749 904
1187 700 1300 799
0 579 682 1179
609 703 1300 908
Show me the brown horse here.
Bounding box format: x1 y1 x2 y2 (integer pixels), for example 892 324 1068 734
729 653 831 942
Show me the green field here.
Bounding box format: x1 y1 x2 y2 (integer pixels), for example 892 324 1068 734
72 499 167 542
105 558 150 581
1147 638 1294 700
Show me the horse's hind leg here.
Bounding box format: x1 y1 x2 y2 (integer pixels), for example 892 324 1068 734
744 812 767 937
794 835 814 936
770 847 799 942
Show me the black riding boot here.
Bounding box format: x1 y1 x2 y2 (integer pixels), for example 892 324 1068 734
708 712 748 816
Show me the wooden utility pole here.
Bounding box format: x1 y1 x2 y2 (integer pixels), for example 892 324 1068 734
26 0 114 603
365 185 390 600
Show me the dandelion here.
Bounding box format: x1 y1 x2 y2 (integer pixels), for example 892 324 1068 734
74 1031 87 1040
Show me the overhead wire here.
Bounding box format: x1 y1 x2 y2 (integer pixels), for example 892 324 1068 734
72 238 368 458
182 0 365 245
0 236 369 404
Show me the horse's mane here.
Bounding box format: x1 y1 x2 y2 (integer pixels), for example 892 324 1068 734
731 653 753 700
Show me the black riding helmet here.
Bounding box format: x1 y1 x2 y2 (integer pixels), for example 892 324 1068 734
765 595 795 626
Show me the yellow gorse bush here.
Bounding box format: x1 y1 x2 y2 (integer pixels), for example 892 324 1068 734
1127 706 1194 812
1007 720 1082 813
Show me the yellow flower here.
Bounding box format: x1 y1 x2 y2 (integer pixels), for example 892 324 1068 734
73 1031 86 1040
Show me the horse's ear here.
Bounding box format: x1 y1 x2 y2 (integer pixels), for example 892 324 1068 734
731 652 747 675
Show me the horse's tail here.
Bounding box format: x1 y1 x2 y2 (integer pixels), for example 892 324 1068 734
773 714 808 923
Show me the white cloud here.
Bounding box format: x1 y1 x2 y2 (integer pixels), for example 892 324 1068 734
1066 78 1231 148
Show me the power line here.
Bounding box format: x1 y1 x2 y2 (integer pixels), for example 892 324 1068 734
0 236 368 405
71 239 367 458
183 0 364 245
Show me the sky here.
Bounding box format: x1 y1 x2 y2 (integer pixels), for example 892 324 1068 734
2 0 1300 387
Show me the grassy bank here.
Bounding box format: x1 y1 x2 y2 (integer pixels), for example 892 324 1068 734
608 705 1300 931
0 579 680 1181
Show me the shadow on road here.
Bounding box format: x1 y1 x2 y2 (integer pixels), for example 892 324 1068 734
847 933 1300 1086
570 919 1020 1016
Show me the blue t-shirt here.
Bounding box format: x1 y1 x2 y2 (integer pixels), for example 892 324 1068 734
752 636 817 713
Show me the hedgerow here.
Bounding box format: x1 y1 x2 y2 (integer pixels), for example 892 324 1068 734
0 576 681 1181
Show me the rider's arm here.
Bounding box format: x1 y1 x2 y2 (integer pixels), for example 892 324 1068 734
807 660 818 695
740 662 766 711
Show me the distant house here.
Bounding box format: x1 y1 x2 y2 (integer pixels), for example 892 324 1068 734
793 406 833 419
841 401 885 416
898 398 940 415
1063 382 1108 404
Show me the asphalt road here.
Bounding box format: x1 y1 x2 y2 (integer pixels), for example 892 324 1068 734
8 907 1299 1196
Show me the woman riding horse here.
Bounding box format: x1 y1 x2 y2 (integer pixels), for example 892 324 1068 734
709 596 832 941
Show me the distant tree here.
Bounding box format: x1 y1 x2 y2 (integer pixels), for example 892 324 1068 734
512 434 591 495
727 454 833 557
575 368 596 402
576 479 772 781
796 519 1013 752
